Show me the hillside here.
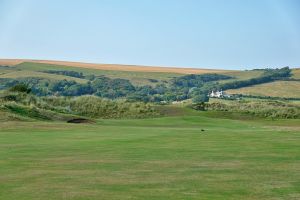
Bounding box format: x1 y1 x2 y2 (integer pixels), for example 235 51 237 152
0 59 232 74
226 81 300 98
1 59 299 99
0 59 235 86
225 68 300 98
292 68 300 79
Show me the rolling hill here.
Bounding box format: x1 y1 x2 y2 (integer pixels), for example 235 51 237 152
0 59 299 98
0 59 234 86
0 59 231 74
226 81 300 98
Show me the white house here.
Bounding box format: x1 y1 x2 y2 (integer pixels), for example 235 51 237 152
209 90 231 98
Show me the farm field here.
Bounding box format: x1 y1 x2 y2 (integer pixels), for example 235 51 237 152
0 70 88 84
0 60 235 86
221 70 264 82
1 59 268 86
1 113 300 200
226 81 300 98
292 68 300 79
13 62 179 86
0 59 232 74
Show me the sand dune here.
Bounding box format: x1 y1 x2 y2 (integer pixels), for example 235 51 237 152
0 59 233 74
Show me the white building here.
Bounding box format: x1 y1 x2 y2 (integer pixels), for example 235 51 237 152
209 90 231 98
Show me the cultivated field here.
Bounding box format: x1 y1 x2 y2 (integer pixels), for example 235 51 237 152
292 68 300 79
1 113 299 200
0 59 232 74
1 60 256 86
13 62 179 86
0 59 238 86
226 81 300 98
0 70 88 83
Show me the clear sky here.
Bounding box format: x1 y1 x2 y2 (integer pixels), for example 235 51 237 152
0 0 299 69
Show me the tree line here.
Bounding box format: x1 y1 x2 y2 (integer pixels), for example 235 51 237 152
0 67 292 103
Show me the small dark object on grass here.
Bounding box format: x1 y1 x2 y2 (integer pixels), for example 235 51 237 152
67 118 94 124
201 129 205 132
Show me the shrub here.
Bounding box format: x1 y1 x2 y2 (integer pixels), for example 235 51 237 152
37 95 160 119
9 84 31 93
206 100 300 119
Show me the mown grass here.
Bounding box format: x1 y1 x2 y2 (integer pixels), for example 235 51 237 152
226 80 300 98
1 113 300 200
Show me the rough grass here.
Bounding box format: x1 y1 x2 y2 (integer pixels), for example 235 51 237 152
292 68 300 79
2 60 236 86
0 114 300 200
1 59 232 74
15 62 181 86
226 81 300 98
0 70 88 83
2 103 80 122
2 60 275 87
220 70 264 83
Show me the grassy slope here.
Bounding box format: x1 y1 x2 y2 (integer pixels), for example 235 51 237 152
15 62 181 86
10 62 267 86
0 59 232 74
13 62 246 86
0 70 88 83
1 59 234 86
221 70 264 82
1 113 300 200
292 68 300 79
2 59 299 92
224 68 300 98
226 81 300 98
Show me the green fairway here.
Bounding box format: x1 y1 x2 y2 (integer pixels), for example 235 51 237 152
1 114 299 200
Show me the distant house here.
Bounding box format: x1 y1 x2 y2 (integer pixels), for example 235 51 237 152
209 90 231 98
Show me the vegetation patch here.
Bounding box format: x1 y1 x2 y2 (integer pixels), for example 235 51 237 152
206 99 300 119
0 66 295 104
0 87 161 120
226 81 300 98
42 70 84 78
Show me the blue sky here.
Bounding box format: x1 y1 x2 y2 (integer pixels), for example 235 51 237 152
0 0 299 69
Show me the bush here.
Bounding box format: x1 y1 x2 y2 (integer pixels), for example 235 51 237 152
9 84 31 93
192 94 209 103
37 95 160 119
206 100 300 119
1 95 17 101
43 70 84 78
191 102 207 111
